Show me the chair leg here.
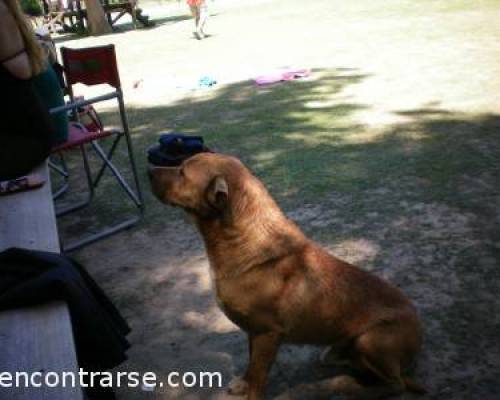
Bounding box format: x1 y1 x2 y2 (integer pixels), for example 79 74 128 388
57 95 144 251
49 154 70 200
92 133 121 188
90 133 143 211
56 145 95 217
123 130 144 210
61 215 141 252
118 93 144 209
59 139 144 252
91 141 142 207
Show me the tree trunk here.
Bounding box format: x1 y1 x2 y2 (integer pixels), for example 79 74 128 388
85 0 112 35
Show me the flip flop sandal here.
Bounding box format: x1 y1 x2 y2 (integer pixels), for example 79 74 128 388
255 68 311 86
0 174 45 196
281 68 311 81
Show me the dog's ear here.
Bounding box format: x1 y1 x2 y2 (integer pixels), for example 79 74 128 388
206 176 229 211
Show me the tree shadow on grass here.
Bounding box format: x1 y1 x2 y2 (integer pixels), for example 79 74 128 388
56 67 371 234
89 66 499 224
64 67 500 399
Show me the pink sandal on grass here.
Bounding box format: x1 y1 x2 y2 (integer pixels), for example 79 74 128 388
255 68 311 86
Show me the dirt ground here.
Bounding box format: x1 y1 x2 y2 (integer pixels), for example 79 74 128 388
73 188 500 400
58 0 500 398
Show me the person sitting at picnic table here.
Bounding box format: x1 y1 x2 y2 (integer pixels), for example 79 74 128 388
0 0 67 191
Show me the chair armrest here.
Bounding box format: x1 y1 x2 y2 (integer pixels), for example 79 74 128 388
49 91 119 114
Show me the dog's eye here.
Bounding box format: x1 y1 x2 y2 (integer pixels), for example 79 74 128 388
179 168 185 177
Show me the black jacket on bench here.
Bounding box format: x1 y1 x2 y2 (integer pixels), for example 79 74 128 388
0 247 130 371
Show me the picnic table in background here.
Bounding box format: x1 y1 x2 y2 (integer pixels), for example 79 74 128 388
40 0 153 33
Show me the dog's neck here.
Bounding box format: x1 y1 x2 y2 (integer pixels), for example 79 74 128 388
194 176 307 280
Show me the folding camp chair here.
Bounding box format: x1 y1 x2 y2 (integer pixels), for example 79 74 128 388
50 44 143 251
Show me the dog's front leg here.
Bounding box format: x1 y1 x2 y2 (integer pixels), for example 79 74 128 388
245 332 280 400
227 335 254 396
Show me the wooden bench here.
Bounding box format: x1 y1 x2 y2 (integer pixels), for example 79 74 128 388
0 163 83 400
103 1 137 28
43 0 153 33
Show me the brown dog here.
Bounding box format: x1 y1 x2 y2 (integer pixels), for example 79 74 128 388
149 153 424 400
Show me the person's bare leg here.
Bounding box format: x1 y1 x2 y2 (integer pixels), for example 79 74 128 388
189 5 201 38
198 2 208 37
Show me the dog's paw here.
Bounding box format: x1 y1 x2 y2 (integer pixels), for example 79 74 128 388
227 376 248 396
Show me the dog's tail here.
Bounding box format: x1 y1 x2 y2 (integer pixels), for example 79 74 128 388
403 377 427 394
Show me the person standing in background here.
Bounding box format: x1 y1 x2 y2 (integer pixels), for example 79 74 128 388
187 0 209 40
